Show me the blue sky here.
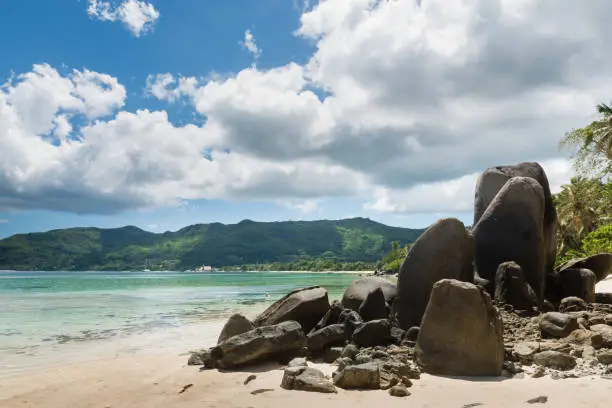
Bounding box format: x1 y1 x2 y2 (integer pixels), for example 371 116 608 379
2 0 608 238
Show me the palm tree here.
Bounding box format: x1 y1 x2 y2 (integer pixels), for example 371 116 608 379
554 177 609 255
561 102 612 176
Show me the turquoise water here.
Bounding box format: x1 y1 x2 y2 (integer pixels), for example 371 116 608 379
0 271 360 375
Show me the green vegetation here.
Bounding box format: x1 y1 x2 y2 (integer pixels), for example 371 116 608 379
379 241 411 273
556 102 612 265
0 218 424 271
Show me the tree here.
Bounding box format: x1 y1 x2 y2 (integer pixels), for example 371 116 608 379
561 102 612 176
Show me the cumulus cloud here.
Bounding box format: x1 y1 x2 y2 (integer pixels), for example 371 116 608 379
7 0 612 215
87 0 159 37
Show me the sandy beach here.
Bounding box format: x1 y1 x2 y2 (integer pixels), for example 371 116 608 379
0 275 610 408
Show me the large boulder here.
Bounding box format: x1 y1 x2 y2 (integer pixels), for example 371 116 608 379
494 261 538 310
359 287 388 321
253 286 330 333
472 177 546 305
211 321 306 368
395 218 474 329
415 279 504 376
557 253 612 282
217 313 254 344
341 277 397 311
473 162 558 277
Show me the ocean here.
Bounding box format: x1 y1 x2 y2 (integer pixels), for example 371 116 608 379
0 270 361 377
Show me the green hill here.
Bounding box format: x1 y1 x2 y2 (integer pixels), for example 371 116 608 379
0 218 424 271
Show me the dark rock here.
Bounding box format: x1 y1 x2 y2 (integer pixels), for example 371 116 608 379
323 347 344 363
390 327 405 344
250 388 274 395
494 261 538 310
333 362 380 389
396 218 474 329
415 279 504 376
539 312 579 338
341 344 359 359
533 351 576 370
590 324 612 347
352 319 391 347
404 326 420 342
557 253 612 282
597 350 612 365
281 366 337 393
595 293 612 304
310 300 344 334
473 162 558 279
217 313 254 344
527 396 548 404
359 287 388 321
253 286 330 334
244 374 256 385
388 384 410 397
473 176 546 306
211 321 306 368
307 324 346 352
187 349 216 368
338 309 363 337
341 277 397 311
557 269 596 303
558 297 588 313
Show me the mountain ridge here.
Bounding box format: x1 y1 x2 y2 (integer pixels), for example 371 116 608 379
0 217 425 271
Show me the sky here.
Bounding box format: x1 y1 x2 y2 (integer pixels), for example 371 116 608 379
1 0 610 238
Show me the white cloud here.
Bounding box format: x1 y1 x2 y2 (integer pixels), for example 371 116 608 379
240 30 261 61
87 0 159 37
0 219 8 223
5 0 612 215
283 199 321 214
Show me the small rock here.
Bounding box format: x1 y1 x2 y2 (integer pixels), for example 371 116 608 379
354 352 373 364
590 324 612 347
527 396 548 404
333 362 380 389
307 324 346 352
251 388 274 395
533 351 577 371
388 384 411 397
559 297 588 313
341 344 359 359
404 326 420 342
390 327 405 344
539 312 579 338
244 374 256 385
287 357 308 367
532 365 546 378
597 350 612 365
336 357 353 371
513 341 539 364
280 366 337 393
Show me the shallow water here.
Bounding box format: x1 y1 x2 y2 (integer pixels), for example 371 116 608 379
0 270 360 376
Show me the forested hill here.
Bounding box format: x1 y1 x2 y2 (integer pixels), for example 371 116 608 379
0 218 425 271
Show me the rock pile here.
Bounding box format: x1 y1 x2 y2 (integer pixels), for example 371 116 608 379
187 161 612 395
